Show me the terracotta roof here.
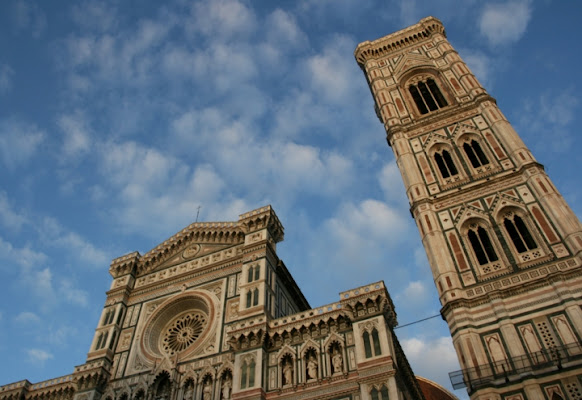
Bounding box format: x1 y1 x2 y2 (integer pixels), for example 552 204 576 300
416 376 459 400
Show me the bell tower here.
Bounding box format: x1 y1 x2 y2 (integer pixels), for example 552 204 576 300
355 17 582 400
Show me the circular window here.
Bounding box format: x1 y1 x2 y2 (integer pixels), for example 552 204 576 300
141 292 215 360
161 311 207 355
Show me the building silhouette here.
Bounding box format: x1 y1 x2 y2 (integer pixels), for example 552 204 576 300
355 16 582 400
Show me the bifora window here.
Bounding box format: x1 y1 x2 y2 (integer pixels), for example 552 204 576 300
503 213 537 253
434 150 458 179
240 358 256 389
409 78 447 114
463 140 489 168
246 288 259 308
468 226 498 265
371 386 390 400
363 328 382 358
247 265 260 283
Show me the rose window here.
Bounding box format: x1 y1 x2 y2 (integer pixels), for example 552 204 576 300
141 293 214 360
161 312 207 355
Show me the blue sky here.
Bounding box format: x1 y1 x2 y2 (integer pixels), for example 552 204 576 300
0 0 580 398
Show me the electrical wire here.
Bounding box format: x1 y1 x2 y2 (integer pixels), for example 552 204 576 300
394 313 442 329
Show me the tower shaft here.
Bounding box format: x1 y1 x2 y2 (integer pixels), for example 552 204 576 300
356 17 582 400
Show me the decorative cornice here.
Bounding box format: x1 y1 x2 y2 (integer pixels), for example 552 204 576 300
108 205 283 278
354 16 445 67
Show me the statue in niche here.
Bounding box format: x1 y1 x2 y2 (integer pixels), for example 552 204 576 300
202 380 212 400
183 386 193 400
221 376 231 399
332 349 343 374
282 361 293 385
306 354 318 380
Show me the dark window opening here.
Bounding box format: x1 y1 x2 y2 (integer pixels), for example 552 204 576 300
434 150 458 179
363 331 372 358
409 78 448 115
504 215 537 253
463 140 489 168
468 226 498 265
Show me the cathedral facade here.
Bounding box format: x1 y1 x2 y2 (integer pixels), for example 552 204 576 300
0 206 447 400
355 16 582 400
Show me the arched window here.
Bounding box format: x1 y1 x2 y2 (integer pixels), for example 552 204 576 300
363 331 372 358
95 333 104 350
503 214 537 253
434 150 458 178
409 78 447 115
463 140 489 168
108 331 117 350
247 265 260 283
468 226 498 265
103 309 114 326
241 360 248 389
372 329 382 355
371 386 390 400
363 328 382 358
246 288 260 308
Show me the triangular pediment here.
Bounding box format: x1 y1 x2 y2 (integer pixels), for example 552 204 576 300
110 221 245 278
151 243 238 273
393 51 434 79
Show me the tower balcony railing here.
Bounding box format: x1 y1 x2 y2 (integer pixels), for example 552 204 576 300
449 342 582 391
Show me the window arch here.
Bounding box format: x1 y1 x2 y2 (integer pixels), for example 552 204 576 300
108 331 117 350
503 212 537 253
467 225 498 265
95 332 104 350
370 385 390 400
240 357 255 389
247 265 260 283
246 288 260 308
409 77 448 114
363 328 382 358
434 149 458 179
463 140 489 168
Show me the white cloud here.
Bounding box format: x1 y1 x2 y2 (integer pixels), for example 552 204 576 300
402 280 426 299
325 200 409 262
401 336 461 393
305 35 358 104
15 312 41 324
479 0 532 47
459 49 493 88
59 280 89 307
58 113 92 158
414 246 429 269
0 237 48 271
378 161 407 205
188 0 257 39
13 0 47 38
0 64 14 94
26 348 53 364
0 120 45 169
517 90 579 153
265 9 308 49
70 2 118 32
0 192 28 231
39 217 109 267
